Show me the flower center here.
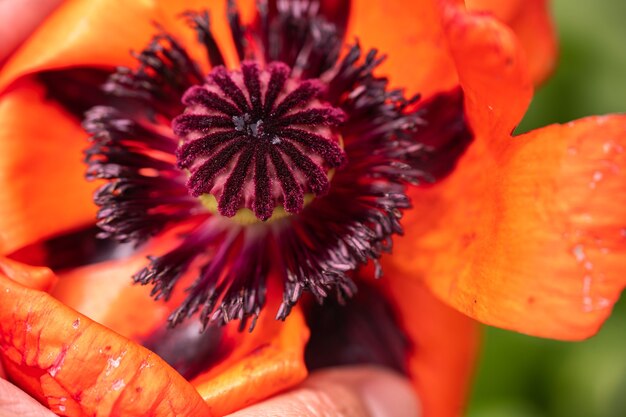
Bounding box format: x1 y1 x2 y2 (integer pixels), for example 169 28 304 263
173 61 346 222
80 3 473 331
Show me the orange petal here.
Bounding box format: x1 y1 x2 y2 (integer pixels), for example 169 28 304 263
0 257 57 292
346 1 532 138
52 243 309 416
0 79 97 255
51 251 171 342
51 230 240 341
345 0 458 98
0 274 211 417
466 0 558 85
191 279 309 416
0 0 246 92
440 2 533 138
391 115 626 340
379 270 478 417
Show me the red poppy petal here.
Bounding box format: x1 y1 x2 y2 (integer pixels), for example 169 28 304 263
53 248 309 416
190 280 309 416
0 274 211 417
392 115 626 340
51 251 171 342
0 79 97 255
345 0 458 99
440 2 533 138
49 232 249 340
379 270 478 417
0 0 247 93
0 257 57 292
346 1 532 138
466 0 557 85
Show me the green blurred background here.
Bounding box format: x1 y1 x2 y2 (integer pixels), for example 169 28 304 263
467 1 626 416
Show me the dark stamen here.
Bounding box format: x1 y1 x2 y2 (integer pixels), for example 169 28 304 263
227 0 246 61
83 106 193 244
181 10 226 67
103 29 203 119
261 0 342 78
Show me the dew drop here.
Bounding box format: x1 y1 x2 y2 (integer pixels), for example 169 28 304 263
595 116 608 125
72 318 80 329
572 244 586 262
589 170 604 189
106 355 122 376
595 297 611 309
112 379 126 391
593 171 603 181
108 356 121 368
582 274 593 312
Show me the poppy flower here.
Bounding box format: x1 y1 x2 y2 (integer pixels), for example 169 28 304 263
0 0 624 417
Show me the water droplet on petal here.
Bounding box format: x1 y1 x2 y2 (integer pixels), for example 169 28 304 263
112 379 126 391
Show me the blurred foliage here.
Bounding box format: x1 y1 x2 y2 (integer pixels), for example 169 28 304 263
518 0 626 131
468 300 626 417
468 0 626 416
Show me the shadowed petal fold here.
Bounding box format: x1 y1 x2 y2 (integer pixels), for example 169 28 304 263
0 80 97 254
380 272 478 417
